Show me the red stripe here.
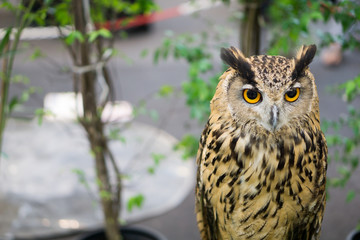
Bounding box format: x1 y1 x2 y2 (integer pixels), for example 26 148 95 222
96 7 182 31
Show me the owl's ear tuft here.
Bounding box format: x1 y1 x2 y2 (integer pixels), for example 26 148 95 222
220 47 254 81
292 44 317 80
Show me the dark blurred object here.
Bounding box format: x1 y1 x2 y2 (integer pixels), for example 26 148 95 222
21 0 154 32
346 229 360 240
21 0 60 26
97 0 156 32
79 226 168 240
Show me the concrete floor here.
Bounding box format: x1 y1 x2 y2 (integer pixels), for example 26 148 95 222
1 0 360 239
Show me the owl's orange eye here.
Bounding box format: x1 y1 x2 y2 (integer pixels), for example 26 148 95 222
243 89 261 104
285 88 300 102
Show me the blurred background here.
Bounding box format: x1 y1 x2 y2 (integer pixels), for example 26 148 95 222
0 0 359 240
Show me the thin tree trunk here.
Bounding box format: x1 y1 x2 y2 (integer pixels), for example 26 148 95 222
0 0 36 163
72 1 121 240
0 42 10 160
240 0 261 56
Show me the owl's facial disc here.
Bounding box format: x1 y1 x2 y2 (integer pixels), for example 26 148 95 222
260 82 303 132
239 85 282 132
221 45 317 134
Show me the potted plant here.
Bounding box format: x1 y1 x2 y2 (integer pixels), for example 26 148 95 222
2 0 195 239
46 1 167 240
0 0 167 239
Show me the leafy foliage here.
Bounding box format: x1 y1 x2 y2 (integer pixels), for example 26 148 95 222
132 100 159 121
72 168 92 192
154 30 230 123
174 134 199 160
35 108 54 125
153 27 232 158
65 31 85 45
266 0 323 54
266 0 360 54
147 153 166 174
322 74 360 199
127 194 145 212
0 0 45 159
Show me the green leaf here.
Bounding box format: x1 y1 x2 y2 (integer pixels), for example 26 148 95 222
97 29 112 38
140 49 149 58
72 168 86 184
355 7 360 20
88 29 112 43
346 190 356 203
11 74 30 84
90 149 96 158
174 134 199 159
119 31 128 39
350 157 359 169
127 194 145 212
319 32 335 47
149 110 159 121
147 167 155 175
0 27 12 56
0 151 8 160
65 31 84 45
99 190 112 200
325 135 342 146
8 97 19 113
119 136 126 144
117 49 133 65
338 166 351 180
344 80 357 101
108 128 126 143
158 85 174 97
132 100 147 117
29 48 45 61
88 32 99 43
147 153 166 174
153 49 161 64
72 168 90 190
321 120 330 132
151 153 166 165
35 108 53 126
328 177 342 188
54 2 72 26
0 2 16 11
20 86 38 104
310 11 323 21
198 59 212 72
345 139 354 153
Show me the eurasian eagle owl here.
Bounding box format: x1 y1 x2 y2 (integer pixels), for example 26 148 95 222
195 45 327 240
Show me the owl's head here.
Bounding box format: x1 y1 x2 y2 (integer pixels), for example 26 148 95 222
216 45 318 132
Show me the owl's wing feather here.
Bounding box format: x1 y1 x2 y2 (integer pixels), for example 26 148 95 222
292 129 328 240
311 131 328 240
196 122 220 240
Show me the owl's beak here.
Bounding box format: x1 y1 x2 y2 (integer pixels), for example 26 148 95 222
269 105 279 131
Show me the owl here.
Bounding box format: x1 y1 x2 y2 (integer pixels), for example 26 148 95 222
195 45 327 240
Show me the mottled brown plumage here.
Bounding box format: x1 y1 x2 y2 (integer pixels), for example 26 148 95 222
195 45 327 240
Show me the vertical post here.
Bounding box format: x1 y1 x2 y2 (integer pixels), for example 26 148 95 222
240 0 261 56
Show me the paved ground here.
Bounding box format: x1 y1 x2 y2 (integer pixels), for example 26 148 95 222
1 0 360 239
